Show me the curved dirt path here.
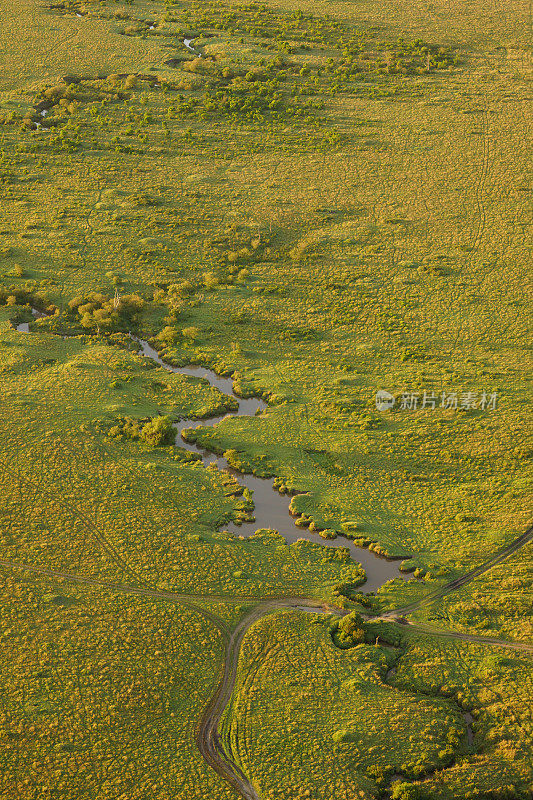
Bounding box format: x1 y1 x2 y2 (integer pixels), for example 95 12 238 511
9 323 533 797
196 597 335 800
2 555 531 800
0 558 334 800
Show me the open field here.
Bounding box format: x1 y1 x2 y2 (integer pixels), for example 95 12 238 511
223 611 533 799
0 321 365 597
0 0 529 580
0 0 531 797
0 0 173 95
0 570 237 800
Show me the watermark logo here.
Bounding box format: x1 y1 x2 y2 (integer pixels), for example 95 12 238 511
376 390 396 411
376 390 498 411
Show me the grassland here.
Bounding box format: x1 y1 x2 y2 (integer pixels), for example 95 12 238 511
0 0 173 96
0 569 238 800
223 611 533 799
0 0 530 797
0 313 368 597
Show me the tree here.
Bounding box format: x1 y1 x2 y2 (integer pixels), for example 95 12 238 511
140 416 174 446
158 326 178 345
336 611 365 646
391 782 421 800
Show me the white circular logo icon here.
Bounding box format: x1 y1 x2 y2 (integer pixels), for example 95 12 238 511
376 390 395 411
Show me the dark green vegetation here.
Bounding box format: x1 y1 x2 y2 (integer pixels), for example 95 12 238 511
0 0 531 797
223 612 533 799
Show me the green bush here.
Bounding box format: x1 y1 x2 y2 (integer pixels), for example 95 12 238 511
139 416 174 446
391 782 422 800
109 416 174 447
332 582 366 600
158 326 179 345
331 611 365 648
182 326 200 340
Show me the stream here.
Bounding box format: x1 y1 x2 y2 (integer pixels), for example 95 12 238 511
16 318 409 800
16 316 404 590
135 337 405 593
15 320 528 800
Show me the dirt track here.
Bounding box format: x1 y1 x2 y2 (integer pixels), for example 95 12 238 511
380 522 533 618
11 317 532 796
2 542 532 800
195 598 337 800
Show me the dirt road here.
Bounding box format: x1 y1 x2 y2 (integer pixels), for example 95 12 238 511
1 521 532 800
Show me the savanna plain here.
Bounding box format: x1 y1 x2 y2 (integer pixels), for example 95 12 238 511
0 0 531 799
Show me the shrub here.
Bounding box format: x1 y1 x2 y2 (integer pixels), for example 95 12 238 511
331 611 365 648
332 728 352 744
182 326 200 340
203 271 219 290
318 528 337 539
158 326 178 345
168 280 195 297
139 416 174 446
332 582 365 600
183 58 214 75
391 783 422 800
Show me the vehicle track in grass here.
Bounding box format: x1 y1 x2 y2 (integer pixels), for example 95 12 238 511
1 553 532 800
9 321 533 798
379 522 533 619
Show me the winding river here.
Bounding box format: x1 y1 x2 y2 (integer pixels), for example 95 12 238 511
135 337 405 592
16 314 406 588
15 319 532 799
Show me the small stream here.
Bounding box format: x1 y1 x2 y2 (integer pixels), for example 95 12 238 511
15 319 479 800
15 317 405 590
135 338 404 592
463 711 474 746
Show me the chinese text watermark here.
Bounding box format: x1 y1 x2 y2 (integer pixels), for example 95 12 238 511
376 390 498 412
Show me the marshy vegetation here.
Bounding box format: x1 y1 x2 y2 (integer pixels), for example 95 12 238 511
0 0 530 797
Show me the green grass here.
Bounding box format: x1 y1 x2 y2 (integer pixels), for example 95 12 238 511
0 571 236 800
0 311 364 599
222 612 533 799
0 0 530 796
0 0 171 98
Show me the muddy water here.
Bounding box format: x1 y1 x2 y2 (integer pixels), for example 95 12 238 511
136 338 404 592
16 308 47 332
183 38 199 53
464 711 474 746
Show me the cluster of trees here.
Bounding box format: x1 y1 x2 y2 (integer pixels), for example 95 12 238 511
0 286 55 314
191 0 458 74
22 74 137 133
163 42 457 128
330 611 366 648
108 415 174 446
29 4 460 156
174 2 352 48
326 38 458 82
167 79 294 122
67 292 144 332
